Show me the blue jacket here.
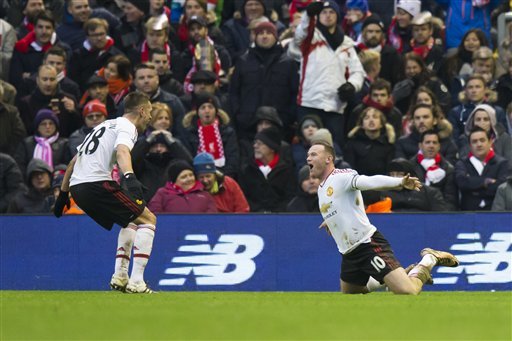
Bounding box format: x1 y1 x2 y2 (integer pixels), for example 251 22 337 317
437 0 501 49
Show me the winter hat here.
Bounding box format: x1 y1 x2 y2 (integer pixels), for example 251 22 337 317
255 126 282 152
187 15 207 27
86 75 107 88
299 114 323 132
243 0 267 14
388 158 416 177
396 0 421 18
362 14 384 31
254 106 283 128
253 21 277 39
82 99 107 118
194 92 219 111
26 158 53 181
346 0 368 13
465 104 498 137
320 0 341 18
193 152 216 174
191 70 217 84
125 0 150 15
34 108 59 130
298 164 311 184
167 159 194 183
311 128 334 146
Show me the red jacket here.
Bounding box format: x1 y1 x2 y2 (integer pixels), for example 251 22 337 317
212 175 249 213
148 181 217 213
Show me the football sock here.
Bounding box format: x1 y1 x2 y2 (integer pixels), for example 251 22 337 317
366 277 386 292
419 254 437 271
114 223 137 278
130 224 156 284
408 265 431 284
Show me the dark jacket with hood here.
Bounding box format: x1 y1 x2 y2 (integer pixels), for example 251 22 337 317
131 133 193 202
7 158 55 213
0 153 26 213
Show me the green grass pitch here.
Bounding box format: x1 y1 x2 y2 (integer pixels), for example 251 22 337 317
1 291 510 340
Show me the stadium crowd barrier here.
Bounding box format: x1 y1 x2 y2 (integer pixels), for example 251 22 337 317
1 213 510 291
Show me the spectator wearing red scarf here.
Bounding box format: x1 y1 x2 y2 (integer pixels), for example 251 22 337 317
238 126 297 212
455 127 509 211
69 18 124 92
10 11 71 92
181 92 240 178
411 130 458 210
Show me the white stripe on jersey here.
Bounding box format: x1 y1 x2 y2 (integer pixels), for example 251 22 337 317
70 117 137 186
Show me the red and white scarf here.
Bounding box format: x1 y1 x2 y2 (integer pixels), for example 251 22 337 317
14 30 56 53
197 118 225 167
256 153 280 179
33 133 59 168
140 40 171 64
183 36 221 94
468 148 495 176
387 18 404 53
410 37 434 60
469 148 495 207
417 151 445 185
83 35 114 55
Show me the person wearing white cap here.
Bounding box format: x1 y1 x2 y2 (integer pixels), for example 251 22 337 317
387 0 420 53
410 11 444 74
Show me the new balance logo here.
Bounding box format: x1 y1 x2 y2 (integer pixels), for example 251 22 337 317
434 233 512 284
159 234 264 286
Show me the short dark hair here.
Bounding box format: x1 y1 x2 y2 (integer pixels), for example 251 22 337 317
44 46 68 62
420 129 439 143
124 92 150 114
369 78 391 96
468 126 491 142
149 48 167 61
35 10 55 28
411 103 436 119
134 63 157 77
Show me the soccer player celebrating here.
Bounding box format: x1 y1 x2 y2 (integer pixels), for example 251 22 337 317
54 92 157 294
306 140 459 294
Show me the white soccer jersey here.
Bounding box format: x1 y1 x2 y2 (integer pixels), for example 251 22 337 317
70 117 137 186
317 168 377 255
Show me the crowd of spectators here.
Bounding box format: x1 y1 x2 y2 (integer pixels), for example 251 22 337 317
0 0 511 215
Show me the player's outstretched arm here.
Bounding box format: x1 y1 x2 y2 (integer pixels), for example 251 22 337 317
354 174 422 192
